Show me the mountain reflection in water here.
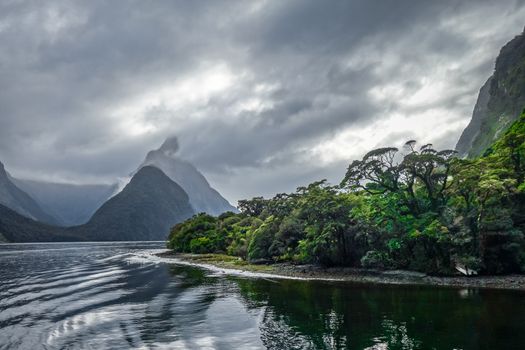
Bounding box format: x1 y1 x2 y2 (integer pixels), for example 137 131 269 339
1 242 524 349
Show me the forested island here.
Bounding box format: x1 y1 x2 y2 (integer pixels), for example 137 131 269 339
168 111 525 276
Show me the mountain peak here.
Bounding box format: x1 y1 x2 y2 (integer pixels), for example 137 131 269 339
140 138 237 216
158 136 180 156
82 164 194 241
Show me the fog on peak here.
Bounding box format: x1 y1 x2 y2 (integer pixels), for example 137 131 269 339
158 136 180 157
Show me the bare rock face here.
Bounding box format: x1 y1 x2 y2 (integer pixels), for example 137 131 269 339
455 77 492 156
140 137 237 216
456 28 525 157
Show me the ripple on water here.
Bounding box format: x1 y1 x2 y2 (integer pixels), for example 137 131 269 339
2 242 525 350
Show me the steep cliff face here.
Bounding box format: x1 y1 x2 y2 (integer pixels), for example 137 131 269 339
456 28 525 157
0 161 58 225
140 137 237 216
456 77 492 156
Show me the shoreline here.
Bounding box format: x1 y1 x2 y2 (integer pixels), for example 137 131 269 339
154 251 525 291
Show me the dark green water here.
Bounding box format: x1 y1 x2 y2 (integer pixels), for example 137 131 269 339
0 242 524 349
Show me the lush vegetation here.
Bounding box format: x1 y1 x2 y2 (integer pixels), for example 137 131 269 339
168 111 525 275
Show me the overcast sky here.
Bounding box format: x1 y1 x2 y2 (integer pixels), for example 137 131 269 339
1 0 524 204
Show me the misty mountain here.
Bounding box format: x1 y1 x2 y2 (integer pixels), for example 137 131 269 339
0 136 236 242
0 161 58 225
456 28 525 157
76 166 195 241
2 166 195 242
13 178 117 226
141 136 237 216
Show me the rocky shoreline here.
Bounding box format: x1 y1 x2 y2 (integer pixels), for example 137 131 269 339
155 251 525 291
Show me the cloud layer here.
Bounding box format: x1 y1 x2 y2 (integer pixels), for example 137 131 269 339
1 0 524 203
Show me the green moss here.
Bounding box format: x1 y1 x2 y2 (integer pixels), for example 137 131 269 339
179 253 275 272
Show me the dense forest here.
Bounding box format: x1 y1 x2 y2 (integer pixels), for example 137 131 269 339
168 110 525 275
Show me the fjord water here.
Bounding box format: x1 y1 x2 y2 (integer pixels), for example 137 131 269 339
1 243 524 350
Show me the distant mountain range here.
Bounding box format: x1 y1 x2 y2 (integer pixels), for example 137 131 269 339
12 178 116 226
0 166 194 242
456 27 525 157
0 161 58 225
0 139 236 242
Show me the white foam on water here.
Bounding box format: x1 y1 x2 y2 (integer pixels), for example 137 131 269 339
129 249 346 282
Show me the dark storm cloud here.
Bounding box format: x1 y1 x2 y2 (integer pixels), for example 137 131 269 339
0 0 524 202
0 0 238 177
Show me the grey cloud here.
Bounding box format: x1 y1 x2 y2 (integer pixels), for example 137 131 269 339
0 0 524 203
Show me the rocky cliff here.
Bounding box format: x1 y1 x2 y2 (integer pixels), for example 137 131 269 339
456 28 525 157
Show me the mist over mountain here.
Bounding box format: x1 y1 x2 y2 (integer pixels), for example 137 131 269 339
6 136 234 228
0 135 237 242
12 179 116 226
2 166 195 242
2 22 524 243
141 137 237 216
456 28 525 157
0 161 58 225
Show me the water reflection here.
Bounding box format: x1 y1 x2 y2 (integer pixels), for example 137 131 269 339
1 243 524 349
231 275 525 349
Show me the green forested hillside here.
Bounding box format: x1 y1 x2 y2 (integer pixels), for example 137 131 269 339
77 166 194 241
169 110 525 275
0 204 80 242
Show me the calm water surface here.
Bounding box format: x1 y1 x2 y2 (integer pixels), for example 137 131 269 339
0 242 524 350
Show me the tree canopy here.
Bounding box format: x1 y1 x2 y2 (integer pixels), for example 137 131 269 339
168 110 525 275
